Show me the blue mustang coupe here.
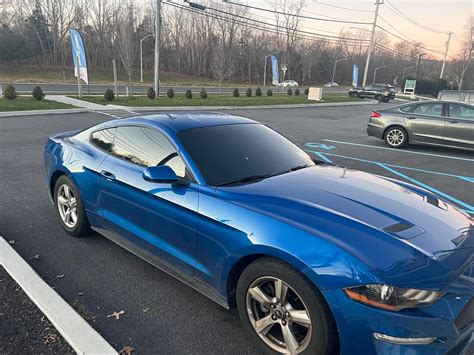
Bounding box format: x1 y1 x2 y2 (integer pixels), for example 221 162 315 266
44 113 473 354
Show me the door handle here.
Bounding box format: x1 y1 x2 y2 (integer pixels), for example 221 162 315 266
406 116 417 120
100 170 116 180
449 120 459 124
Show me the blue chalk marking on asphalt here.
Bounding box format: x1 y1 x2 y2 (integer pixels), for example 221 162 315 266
305 143 336 150
304 150 474 183
375 163 474 211
313 152 333 164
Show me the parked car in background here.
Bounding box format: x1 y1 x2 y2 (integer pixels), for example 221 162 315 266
438 90 474 104
279 80 299 88
367 100 474 150
45 113 474 355
324 82 339 88
349 84 395 102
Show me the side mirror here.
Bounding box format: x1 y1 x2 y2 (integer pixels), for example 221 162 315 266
143 166 178 183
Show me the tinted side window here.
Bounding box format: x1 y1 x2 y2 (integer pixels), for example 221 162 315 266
449 104 474 120
112 126 187 177
413 103 443 117
399 105 414 113
91 128 116 153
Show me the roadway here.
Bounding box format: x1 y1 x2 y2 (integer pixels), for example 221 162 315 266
1 104 472 353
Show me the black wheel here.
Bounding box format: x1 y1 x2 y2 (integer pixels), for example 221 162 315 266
384 126 408 148
375 94 383 102
236 258 338 354
382 97 390 103
350 92 358 98
53 175 90 236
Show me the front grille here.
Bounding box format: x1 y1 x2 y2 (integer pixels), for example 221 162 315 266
454 298 474 330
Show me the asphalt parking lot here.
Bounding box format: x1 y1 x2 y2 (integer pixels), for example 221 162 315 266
1 103 473 353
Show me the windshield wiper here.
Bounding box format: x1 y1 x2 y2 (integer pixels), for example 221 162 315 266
216 174 272 187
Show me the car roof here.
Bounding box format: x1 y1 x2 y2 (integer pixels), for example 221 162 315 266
101 112 257 133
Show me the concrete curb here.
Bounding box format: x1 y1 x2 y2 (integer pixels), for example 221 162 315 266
0 109 88 118
0 237 117 355
104 99 379 111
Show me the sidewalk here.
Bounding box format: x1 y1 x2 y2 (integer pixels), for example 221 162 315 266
46 95 107 110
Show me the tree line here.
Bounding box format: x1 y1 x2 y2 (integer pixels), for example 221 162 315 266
1 0 472 89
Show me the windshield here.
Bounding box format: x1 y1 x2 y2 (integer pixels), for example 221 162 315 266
178 123 315 186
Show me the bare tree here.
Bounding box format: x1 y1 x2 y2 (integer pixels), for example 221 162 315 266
117 2 138 96
451 16 473 90
210 43 231 96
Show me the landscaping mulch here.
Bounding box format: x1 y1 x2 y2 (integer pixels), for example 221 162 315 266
0 267 74 354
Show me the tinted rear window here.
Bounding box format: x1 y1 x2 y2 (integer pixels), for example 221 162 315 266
178 124 314 186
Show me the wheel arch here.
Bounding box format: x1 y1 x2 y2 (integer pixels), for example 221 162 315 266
383 124 410 143
49 169 69 200
225 249 325 309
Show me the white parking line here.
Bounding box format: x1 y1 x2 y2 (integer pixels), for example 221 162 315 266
323 139 474 162
0 237 117 355
94 111 122 119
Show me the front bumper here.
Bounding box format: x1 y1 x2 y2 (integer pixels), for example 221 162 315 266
323 289 474 354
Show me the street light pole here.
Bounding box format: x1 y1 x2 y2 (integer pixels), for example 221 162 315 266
362 0 382 87
263 52 278 87
331 58 347 83
373 65 386 84
153 0 161 98
439 32 452 79
140 34 153 83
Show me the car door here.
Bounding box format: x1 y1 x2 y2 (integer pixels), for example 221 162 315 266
96 125 199 275
443 103 474 149
403 102 447 144
361 85 373 98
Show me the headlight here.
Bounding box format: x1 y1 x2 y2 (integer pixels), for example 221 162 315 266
344 284 444 311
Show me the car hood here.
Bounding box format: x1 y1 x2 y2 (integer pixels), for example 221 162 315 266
217 165 474 288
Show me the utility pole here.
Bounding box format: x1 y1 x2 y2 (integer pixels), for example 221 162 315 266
362 0 383 87
415 53 424 80
153 0 161 97
439 32 452 79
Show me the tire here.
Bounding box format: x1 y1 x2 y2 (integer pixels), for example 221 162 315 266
375 94 383 102
236 258 338 354
384 126 408 148
53 175 90 237
382 97 390 103
350 92 358 98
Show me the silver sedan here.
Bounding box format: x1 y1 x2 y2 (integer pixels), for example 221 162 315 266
367 100 474 151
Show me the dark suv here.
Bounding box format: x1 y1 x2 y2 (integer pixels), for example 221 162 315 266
349 84 395 103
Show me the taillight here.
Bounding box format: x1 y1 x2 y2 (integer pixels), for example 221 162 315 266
371 111 382 118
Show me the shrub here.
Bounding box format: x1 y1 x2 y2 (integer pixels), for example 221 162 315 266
256 87 262 97
295 88 300 96
267 89 273 96
233 88 240 97
104 89 115 102
185 89 193 99
32 86 45 101
200 88 208 99
287 88 293 96
3 84 17 100
246 88 252 97
304 88 309 96
147 87 156 99
167 88 174 99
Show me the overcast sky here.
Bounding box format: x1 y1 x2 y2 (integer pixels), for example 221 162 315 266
250 0 472 58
